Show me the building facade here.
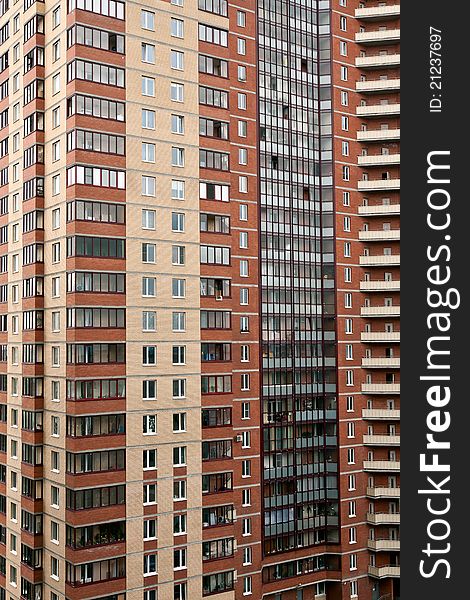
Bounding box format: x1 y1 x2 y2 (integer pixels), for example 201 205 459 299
0 1 399 600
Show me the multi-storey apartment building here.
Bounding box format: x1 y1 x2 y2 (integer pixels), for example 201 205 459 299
0 1 399 600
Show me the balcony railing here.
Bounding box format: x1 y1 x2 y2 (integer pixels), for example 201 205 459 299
363 434 400 446
358 180 400 192
362 357 400 369
356 103 400 117
360 280 400 292
364 460 400 471
362 408 400 419
368 565 401 578
355 5 400 19
368 539 401 551
367 512 401 525
362 383 400 394
356 78 400 92
357 128 400 142
359 254 400 266
361 331 400 343
361 305 400 318
358 153 400 166
356 53 400 68
356 29 401 44
367 486 401 498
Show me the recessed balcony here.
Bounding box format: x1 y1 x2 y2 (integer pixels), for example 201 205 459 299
367 512 401 525
361 305 400 318
367 486 400 499
356 29 401 44
357 129 400 142
368 539 401 552
358 179 400 192
357 103 401 117
368 565 401 579
360 280 400 292
356 53 400 69
362 408 400 420
363 434 400 446
359 254 400 267
364 460 400 472
361 331 400 343
356 78 400 93
355 5 400 20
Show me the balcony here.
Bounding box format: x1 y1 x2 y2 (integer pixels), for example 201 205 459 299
357 103 401 117
356 53 400 69
356 78 400 93
363 434 400 446
358 153 400 167
359 254 400 267
358 179 400 192
356 29 401 44
355 5 400 20
361 331 400 343
359 203 400 217
362 357 400 369
368 565 401 579
360 280 400 292
357 128 400 142
368 539 401 552
362 408 400 420
359 229 400 242
367 486 400 498
364 460 400 472
361 306 400 318
367 512 401 525
362 383 400 394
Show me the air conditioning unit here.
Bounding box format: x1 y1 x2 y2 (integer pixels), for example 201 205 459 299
234 435 243 442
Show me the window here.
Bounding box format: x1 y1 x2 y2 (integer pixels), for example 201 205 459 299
173 413 186 432
172 312 186 331
144 554 157 576
142 176 156 196
51 486 60 508
142 43 156 64
171 50 184 70
174 513 187 535
172 147 185 167
141 10 155 30
142 143 155 163
142 109 155 129
199 23 228 46
142 311 156 332
172 213 185 232
143 346 157 366
173 379 186 398
171 82 184 102
171 18 184 38
174 583 188 600
172 246 185 265
341 90 349 106
143 519 157 540
142 243 156 264
340 16 347 31
237 11 246 26
199 55 228 78
142 76 155 97
243 576 252 596
142 278 156 297
172 279 186 298
135 447 157 478
172 346 186 365
238 92 247 110
172 114 185 135
144 484 157 505
51 521 59 543
143 415 157 435
174 548 187 570
142 209 156 230
172 180 185 200
174 480 186 501
238 38 246 55
241 373 250 390
143 380 157 401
